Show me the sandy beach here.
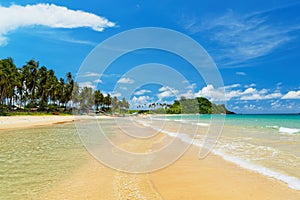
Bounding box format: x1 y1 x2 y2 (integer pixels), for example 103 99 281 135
0 115 113 130
0 115 77 130
1 116 300 199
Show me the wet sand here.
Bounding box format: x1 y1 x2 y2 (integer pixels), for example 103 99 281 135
0 115 113 130
40 117 300 200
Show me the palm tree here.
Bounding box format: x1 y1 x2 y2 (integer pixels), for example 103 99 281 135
80 86 94 111
23 59 39 106
0 58 20 107
37 66 49 108
94 90 104 111
64 72 74 109
47 69 58 105
104 93 111 111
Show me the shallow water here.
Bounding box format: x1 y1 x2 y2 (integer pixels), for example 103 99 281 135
146 114 300 190
0 123 87 200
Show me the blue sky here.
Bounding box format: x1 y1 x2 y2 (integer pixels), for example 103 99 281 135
0 0 300 113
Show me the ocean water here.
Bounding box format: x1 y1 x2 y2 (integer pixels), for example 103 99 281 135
0 123 87 200
1 115 300 199
144 114 300 190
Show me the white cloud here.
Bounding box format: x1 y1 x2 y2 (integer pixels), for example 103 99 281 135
157 91 176 99
195 85 228 101
181 90 195 99
157 86 179 99
271 100 282 109
240 88 282 100
117 77 135 84
224 84 241 89
80 72 101 77
282 90 300 99
236 72 246 76
244 104 256 110
245 83 256 88
131 96 152 105
183 11 299 66
78 81 95 89
186 83 197 90
0 3 115 46
159 86 172 92
134 89 151 95
111 92 121 98
194 84 283 101
93 79 102 83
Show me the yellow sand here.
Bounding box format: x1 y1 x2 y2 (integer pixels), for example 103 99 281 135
1 116 300 199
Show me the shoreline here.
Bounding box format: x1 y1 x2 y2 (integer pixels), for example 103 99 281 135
2 116 300 199
0 115 114 130
40 117 300 199
0 115 77 130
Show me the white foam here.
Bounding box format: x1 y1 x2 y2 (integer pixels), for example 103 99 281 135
279 127 300 134
192 122 210 127
212 150 300 190
136 119 300 191
266 125 279 129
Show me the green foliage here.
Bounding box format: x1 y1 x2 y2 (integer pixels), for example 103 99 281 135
165 97 234 114
0 57 131 115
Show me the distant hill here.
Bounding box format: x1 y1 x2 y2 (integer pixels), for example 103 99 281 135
164 97 235 114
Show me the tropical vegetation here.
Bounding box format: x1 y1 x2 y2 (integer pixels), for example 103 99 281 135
0 57 129 115
130 96 234 114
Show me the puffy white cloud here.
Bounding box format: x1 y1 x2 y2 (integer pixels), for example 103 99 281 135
157 91 176 99
195 84 282 101
0 3 115 45
117 77 135 84
186 83 197 90
134 89 151 95
157 86 179 99
245 83 256 88
240 88 282 100
282 90 300 99
131 96 152 104
195 84 228 101
78 81 95 89
181 90 195 99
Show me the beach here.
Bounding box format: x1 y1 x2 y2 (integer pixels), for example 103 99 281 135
1 115 300 199
0 115 77 130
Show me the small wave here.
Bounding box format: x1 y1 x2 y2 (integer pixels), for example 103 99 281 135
138 120 300 191
266 125 279 129
266 126 299 134
279 127 300 134
150 117 170 121
212 151 300 190
192 122 209 127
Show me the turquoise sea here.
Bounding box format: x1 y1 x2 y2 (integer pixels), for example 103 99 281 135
147 114 300 190
0 114 300 199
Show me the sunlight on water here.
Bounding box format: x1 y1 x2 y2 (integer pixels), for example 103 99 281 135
149 114 300 190
0 123 87 200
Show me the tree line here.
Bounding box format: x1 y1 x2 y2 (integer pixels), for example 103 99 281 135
131 96 235 114
0 57 129 114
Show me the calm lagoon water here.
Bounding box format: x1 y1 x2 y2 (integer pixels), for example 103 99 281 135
0 123 87 200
